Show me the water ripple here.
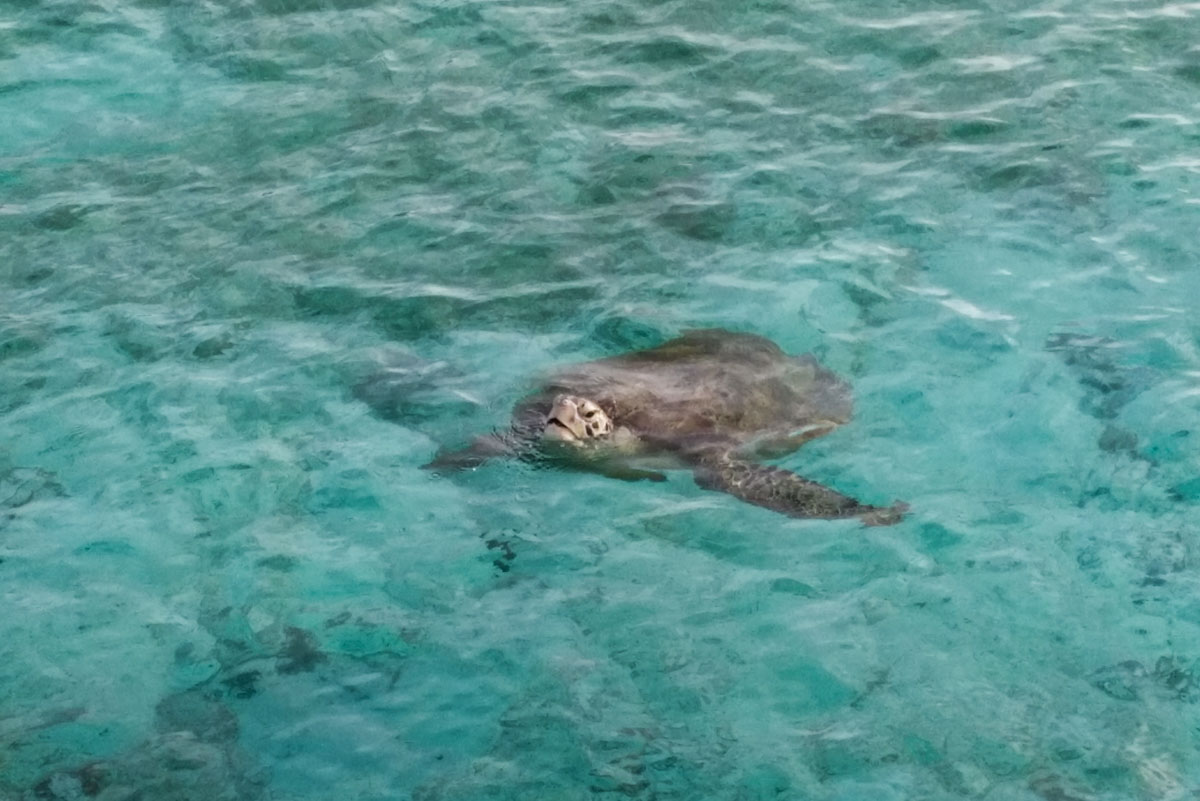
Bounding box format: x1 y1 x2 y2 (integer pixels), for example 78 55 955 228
4 0 1200 798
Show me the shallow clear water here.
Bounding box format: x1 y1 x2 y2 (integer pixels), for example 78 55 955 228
3 0 1200 798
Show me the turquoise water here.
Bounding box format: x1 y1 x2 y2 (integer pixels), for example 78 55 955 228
3 0 1200 797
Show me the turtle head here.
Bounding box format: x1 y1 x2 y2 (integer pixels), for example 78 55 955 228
543 394 614 445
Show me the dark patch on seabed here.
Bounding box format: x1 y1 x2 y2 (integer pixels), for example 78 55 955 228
0 467 65 511
1045 332 1157 464
18 612 414 801
1045 333 1152 423
25 689 263 801
1090 656 1198 704
1045 333 1200 515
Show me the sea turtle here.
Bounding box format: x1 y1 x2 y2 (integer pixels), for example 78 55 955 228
425 329 906 526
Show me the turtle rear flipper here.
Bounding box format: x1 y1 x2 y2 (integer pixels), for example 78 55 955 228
692 458 906 526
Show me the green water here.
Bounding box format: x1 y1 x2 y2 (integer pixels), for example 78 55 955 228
3 0 1200 798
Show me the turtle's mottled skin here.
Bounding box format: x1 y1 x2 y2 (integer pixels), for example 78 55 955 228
426 329 906 526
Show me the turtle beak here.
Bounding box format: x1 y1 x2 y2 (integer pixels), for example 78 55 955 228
544 416 576 441
543 396 585 442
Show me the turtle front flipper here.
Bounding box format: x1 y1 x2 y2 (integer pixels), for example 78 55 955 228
593 463 667 483
691 458 906 526
423 434 518 472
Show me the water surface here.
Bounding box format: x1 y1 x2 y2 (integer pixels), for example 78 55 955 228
3 0 1200 798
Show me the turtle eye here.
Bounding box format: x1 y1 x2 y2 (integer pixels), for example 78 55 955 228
584 409 596 418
